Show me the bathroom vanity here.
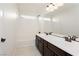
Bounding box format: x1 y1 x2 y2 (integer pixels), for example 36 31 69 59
35 33 79 56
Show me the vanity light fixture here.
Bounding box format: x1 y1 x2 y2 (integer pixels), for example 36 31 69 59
46 3 64 12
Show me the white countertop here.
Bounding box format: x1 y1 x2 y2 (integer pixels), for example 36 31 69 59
37 33 79 56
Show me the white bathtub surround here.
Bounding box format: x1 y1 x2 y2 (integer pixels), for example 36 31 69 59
37 33 79 56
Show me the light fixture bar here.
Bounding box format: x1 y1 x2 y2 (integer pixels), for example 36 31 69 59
46 3 64 12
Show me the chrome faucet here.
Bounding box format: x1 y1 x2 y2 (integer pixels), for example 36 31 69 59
64 35 72 42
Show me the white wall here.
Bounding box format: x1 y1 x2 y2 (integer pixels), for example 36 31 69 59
0 3 18 55
15 14 53 48
51 4 79 36
0 3 53 55
0 9 4 55
43 20 53 33
38 17 52 33
15 15 38 47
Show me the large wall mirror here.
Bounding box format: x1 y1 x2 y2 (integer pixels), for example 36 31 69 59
40 3 79 37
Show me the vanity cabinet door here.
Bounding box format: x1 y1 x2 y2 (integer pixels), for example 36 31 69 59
44 46 51 56
43 40 55 56
36 35 40 49
44 46 55 56
35 38 39 49
36 35 44 56
39 40 44 56
48 42 66 56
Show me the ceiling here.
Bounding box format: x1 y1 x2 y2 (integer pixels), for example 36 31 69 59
17 3 49 17
44 3 77 18
17 3 78 18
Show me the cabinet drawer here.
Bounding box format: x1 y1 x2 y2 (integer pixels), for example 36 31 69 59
36 35 44 43
48 42 66 56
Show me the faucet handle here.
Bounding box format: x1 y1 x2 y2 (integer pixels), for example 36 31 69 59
72 35 78 41
68 35 72 39
64 36 72 42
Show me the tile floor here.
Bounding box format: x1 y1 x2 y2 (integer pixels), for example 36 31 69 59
15 46 41 56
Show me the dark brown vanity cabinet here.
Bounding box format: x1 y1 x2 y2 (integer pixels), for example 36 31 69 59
48 42 66 56
43 40 52 56
38 40 44 55
35 35 44 55
44 46 52 56
43 40 55 56
35 35 72 56
35 36 39 49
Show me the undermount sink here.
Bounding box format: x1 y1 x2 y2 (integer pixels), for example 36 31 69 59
51 33 67 38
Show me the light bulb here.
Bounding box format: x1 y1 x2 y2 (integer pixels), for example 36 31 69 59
53 6 58 10
49 4 53 8
46 7 54 12
46 3 64 12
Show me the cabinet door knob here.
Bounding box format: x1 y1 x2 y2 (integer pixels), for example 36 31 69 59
1 38 6 42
